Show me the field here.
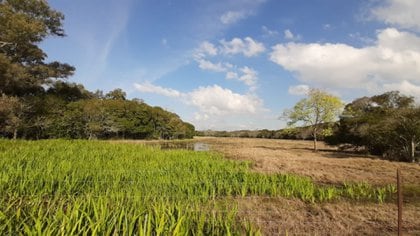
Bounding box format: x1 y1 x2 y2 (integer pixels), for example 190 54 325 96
1 138 419 235
197 137 420 235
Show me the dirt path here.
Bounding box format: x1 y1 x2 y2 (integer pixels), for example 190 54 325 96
198 137 420 186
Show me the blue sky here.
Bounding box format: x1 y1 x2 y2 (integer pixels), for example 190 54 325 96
42 0 420 130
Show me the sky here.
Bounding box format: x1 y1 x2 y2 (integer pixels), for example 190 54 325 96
41 0 420 131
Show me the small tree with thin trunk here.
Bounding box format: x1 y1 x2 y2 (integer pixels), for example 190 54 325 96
283 88 343 151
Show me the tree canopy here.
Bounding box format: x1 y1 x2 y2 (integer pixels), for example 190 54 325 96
0 0 74 96
326 91 419 162
284 88 343 150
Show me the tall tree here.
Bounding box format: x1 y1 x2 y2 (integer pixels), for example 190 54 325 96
284 88 343 151
0 0 74 96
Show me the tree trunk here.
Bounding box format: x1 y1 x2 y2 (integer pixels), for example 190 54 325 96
313 128 318 151
13 128 18 139
411 138 415 162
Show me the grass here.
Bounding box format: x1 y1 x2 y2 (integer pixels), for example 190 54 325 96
0 139 396 234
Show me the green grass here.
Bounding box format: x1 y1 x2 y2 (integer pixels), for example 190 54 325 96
0 139 396 235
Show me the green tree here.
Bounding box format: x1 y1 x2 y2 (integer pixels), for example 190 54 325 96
393 108 420 162
0 0 74 96
284 88 343 151
326 91 419 162
0 94 25 139
105 88 126 100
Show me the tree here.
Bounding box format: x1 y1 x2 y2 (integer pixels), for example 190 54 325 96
284 88 343 151
0 94 26 139
392 108 420 162
105 88 126 100
326 91 419 162
0 0 74 96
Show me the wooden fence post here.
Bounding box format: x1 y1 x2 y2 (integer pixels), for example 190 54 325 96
397 168 402 236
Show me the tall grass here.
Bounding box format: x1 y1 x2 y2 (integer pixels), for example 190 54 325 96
0 140 395 234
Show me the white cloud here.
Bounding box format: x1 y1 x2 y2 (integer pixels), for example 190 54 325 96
288 85 310 95
196 58 227 72
220 11 248 25
270 28 420 97
383 80 420 98
188 85 262 115
195 41 218 57
134 83 263 116
226 71 238 79
194 113 209 121
225 67 258 91
371 0 420 32
134 82 182 98
284 29 301 41
220 37 265 57
238 66 258 88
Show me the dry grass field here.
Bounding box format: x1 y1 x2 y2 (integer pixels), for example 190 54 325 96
196 137 420 235
197 137 420 186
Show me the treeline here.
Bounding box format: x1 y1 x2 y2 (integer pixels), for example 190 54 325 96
198 91 419 162
0 0 194 140
0 84 195 140
196 125 329 140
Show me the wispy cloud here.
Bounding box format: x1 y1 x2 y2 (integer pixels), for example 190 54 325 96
196 59 227 72
220 10 250 25
134 82 182 98
262 25 279 37
284 29 302 41
219 37 265 57
288 84 309 95
71 0 132 84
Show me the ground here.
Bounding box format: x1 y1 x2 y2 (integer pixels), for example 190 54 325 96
197 137 420 186
118 137 420 235
197 137 420 235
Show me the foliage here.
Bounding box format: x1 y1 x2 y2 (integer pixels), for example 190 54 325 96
0 0 74 96
326 91 420 162
0 140 395 234
283 88 343 150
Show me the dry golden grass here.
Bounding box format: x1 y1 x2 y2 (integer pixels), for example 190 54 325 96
197 137 420 186
234 197 420 235
115 137 420 235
